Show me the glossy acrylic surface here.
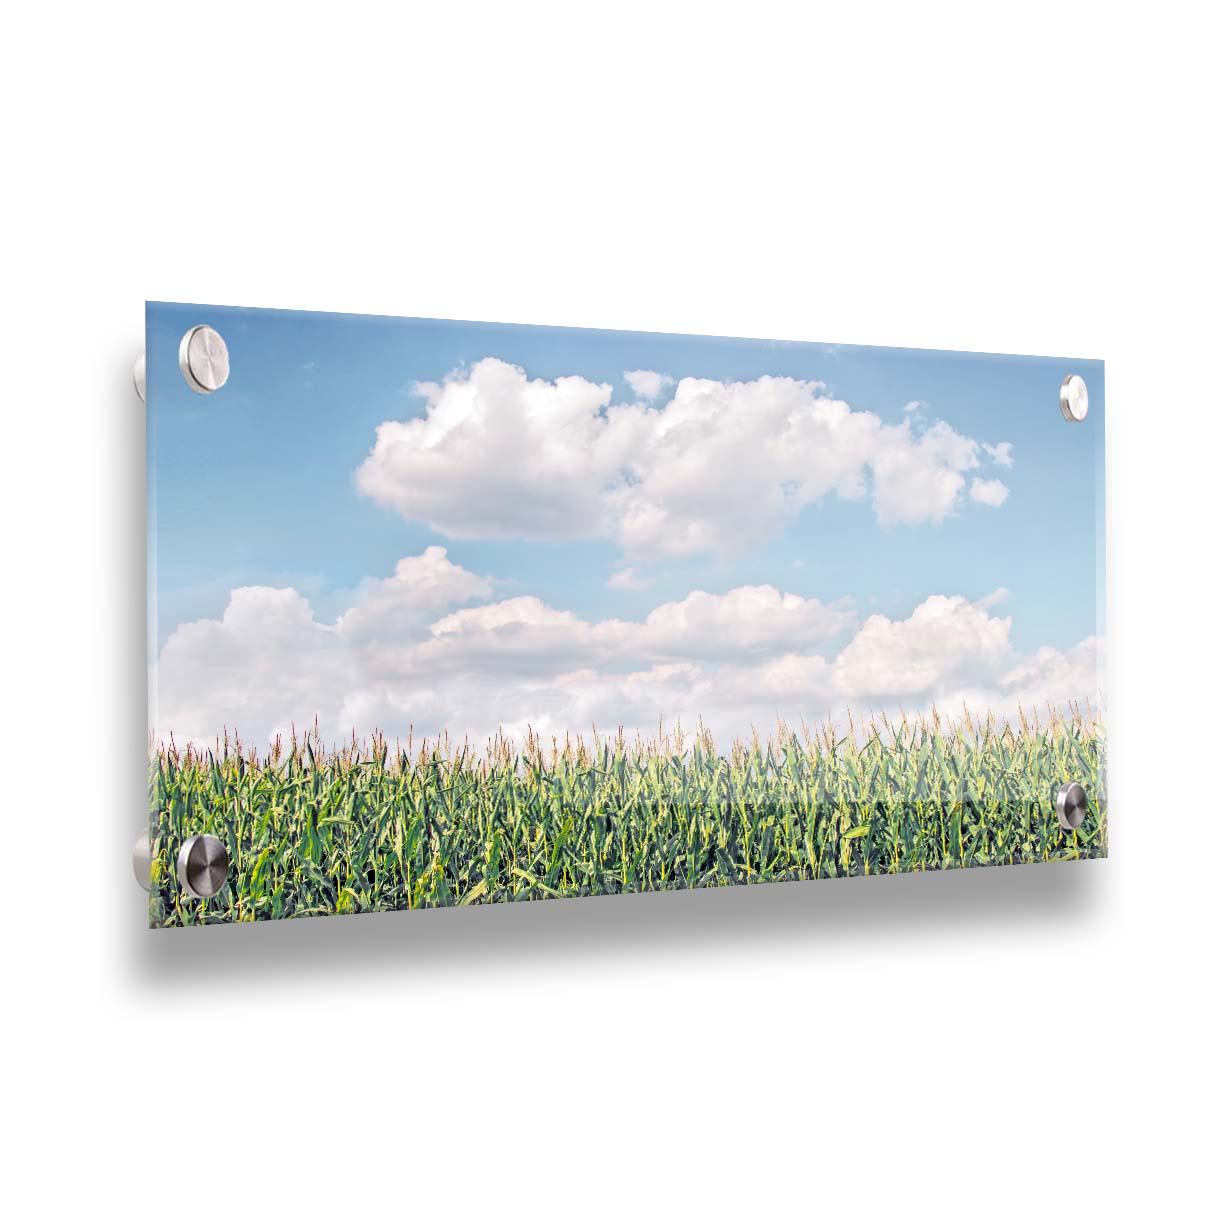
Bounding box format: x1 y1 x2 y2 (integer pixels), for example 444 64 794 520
147 303 1105 926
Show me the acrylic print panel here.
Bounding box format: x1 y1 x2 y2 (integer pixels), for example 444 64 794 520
146 303 1105 927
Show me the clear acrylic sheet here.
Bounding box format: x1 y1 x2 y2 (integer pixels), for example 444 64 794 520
146 303 1105 926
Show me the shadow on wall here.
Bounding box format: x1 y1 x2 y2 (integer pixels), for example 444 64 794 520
125 857 1104 989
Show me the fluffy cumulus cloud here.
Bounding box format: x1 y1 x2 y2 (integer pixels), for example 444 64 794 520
335 546 492 640
635 586 857 661
984 441 1015 469
155 551 1100 751
153 586 344 747
354 358 1009 562
1000 637 1103 711
969 477 1010 507
623 369 675 401
832 595 1012 699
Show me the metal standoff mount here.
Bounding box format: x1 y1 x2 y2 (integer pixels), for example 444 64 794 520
178 325 230 394
135 325 230 401
1059 373 1088 423
176 834 230 899
1055 782 1089 832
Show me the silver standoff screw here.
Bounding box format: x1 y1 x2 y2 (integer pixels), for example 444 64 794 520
178 325 230 395
134 352 147 402
1059 373 1088 423
1055 781 1089 832
176 834 230 899
132 829 151 891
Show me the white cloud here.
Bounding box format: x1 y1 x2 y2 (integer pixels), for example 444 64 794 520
335 546 492 641
902 399 926 414
154 586 344 746
155 553 1100 751
969 477 1010 508
977 586 1012 609
355 358 618 543
607 567 653 591
870 420 980 525
623 369 675 401
984 441 1014 469
833 594 1012 700
413 583 854 675
422 596 630 675
636 585 856 661
355 358 1006 561
1000 636 1103 713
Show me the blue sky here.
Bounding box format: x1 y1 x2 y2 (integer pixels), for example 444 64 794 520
147 302 1104 747
149 303 1103 648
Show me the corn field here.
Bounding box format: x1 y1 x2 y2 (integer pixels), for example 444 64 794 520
149 710 1105 926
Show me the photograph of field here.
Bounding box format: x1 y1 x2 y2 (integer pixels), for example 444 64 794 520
149 712 1103 925
147 304 1105 926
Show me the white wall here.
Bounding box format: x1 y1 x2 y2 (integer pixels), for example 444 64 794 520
3 2 1219 1218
